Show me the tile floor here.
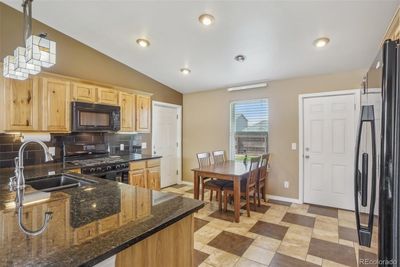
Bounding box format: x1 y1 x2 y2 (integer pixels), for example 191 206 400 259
162 184 379 267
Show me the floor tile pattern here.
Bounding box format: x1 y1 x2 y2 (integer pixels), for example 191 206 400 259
161 185 378 267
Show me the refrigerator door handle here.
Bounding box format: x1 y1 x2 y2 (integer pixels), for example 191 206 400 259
354 105 377 247
361 153 369 207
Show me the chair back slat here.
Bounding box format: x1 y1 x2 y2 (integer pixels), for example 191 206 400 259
197 152 211 168
247 156 260 190
259 154 270 182
212 150 225 164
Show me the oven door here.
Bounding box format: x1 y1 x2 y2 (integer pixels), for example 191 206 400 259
72 102 120 132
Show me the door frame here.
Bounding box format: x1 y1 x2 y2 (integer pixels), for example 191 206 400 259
151 101 182 185
298 89 361 204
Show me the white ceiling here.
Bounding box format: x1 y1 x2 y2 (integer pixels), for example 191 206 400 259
3 1 399 93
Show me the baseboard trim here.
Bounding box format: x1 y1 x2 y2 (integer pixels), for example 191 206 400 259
266 194 302 204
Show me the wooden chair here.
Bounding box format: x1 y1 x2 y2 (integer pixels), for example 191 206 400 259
223 156 260 217
197 152 224 210
212 150 225 164
257 154 270 206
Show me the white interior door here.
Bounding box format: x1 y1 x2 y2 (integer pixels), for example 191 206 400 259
152 102 181 188
303 93 357 210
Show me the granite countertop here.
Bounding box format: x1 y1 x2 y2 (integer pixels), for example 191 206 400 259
0 173 203 266
0 153 161 183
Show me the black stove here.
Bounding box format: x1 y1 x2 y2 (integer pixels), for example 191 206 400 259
63 144 129 183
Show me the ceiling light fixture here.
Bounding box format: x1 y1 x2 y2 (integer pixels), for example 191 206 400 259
198 14 215 26
180 68 191 75
3 0 56 81
136 38 150 48
227 82 268 92
313 37 330 48
234 55 246 62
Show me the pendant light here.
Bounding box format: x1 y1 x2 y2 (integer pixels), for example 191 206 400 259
3 0 56 81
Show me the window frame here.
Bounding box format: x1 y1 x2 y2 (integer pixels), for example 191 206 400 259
229 97 269 160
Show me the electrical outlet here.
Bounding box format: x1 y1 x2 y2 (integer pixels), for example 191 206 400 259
291 143 297 150
284 181 290 189
120 144 125 151
141 142 147 149
48 147 56 156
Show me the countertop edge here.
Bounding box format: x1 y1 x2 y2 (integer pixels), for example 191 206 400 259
82 201 204 267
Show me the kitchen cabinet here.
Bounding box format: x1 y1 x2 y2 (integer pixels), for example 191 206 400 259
73 221 98 245
97 87 118 105
136 95 151 132
72 82 96 103
119 92 136 132
128 159 161 190
385 9 400 40
40 78 71 132
3 77 39 131
146 167 161 191
129 169 147 188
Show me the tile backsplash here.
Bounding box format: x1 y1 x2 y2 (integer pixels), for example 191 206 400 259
0 132 151 169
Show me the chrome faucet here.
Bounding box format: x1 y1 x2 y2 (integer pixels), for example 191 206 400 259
9 140 54 236
9 140 54 190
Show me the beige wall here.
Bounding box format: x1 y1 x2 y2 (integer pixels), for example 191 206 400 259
0 3 182 105
183 69 365 199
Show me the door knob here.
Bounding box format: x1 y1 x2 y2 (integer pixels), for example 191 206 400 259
305 155 310 159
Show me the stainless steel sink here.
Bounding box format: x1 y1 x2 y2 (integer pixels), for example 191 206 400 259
26 174 98 192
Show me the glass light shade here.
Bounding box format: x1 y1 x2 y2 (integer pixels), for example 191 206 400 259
14 47 41 75
25 35 56 68
3 55 29 80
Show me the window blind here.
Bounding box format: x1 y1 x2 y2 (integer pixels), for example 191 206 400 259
230 99 269 159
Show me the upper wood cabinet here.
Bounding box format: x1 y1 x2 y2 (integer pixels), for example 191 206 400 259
119 92 136 132
40 78 71 133
3 77 39 131
97 87 118 105
136 95 151 132
385 8 400 40
72 82 96 103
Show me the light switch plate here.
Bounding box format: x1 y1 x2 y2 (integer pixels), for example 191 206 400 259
291 143 297 150
141 142 147 149
284 181 290 189
120 144 125 151
48 147 56 156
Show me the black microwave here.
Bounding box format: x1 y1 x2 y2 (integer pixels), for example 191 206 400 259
72 102 120 132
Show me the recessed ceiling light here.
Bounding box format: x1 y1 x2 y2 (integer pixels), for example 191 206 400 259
180 68 191 75
313 37 330 48
199 14 215 26
136 38 150 47
234 55 246 62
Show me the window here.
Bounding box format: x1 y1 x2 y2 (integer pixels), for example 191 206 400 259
230 99 269 160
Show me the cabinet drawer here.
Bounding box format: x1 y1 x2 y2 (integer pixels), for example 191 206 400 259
97 87 118 105
98 214 119 234
129 161 146 171
146 159 160 168
74 222 97 244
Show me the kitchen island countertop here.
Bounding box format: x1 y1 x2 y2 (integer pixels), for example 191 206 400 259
0 173 203 266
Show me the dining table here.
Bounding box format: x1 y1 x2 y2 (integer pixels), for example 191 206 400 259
192 160 250 223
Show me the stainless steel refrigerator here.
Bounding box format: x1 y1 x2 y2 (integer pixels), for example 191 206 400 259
355 39 399 266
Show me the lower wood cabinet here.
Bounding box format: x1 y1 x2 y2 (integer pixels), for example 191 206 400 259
129 159 161 190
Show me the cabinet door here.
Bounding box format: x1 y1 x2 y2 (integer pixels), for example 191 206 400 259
97 87 118 105
41 78 71 132
146 166 160 190
119 187 136 225
129 169 147 188
119 92 135 132
72 82 96 103
4 77 39 131
136 95 151 132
